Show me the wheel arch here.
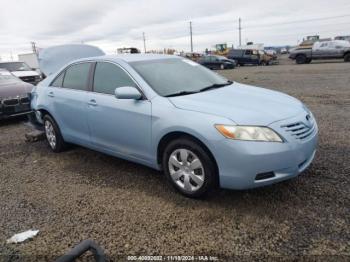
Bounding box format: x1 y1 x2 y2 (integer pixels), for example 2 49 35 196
36 108 54 123
344 51 350 60
157 131 219 177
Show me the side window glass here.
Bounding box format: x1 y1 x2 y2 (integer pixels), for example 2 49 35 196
63 63 91 90
93 62 136 95
51 72 64 87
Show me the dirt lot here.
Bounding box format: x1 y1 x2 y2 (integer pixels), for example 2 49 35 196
1 57 349 261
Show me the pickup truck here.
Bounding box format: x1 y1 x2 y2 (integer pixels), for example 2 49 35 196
227 49 273 66
289 40 350 64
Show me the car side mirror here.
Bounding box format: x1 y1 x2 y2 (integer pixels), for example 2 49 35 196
115 86 142 100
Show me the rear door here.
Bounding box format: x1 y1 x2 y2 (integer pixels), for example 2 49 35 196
87 61 152 163
47 62 92 144
328 42 344 58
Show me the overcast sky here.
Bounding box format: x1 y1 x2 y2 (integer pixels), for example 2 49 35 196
0 0 350 60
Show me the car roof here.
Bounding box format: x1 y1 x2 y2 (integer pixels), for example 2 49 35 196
77 54 180 63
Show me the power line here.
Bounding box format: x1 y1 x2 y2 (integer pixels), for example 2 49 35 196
244 14 350 29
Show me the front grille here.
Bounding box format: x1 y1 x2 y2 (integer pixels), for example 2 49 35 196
20 97 30 104
3 98 19 106
1 96 31 115
281 120 316 140
19 76 36 83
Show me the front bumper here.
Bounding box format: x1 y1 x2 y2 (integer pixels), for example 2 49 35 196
0 96 32 119
213 112 318 190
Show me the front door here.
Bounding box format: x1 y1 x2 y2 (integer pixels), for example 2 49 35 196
87 62 152 163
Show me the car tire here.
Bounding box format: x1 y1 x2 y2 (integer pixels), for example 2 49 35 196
296 55 307 64
43 114 67 153
344 53 350 62
162 137 217 198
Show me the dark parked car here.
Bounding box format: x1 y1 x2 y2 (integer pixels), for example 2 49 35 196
0 69 33 119
227 49 272 66
198 55 236 70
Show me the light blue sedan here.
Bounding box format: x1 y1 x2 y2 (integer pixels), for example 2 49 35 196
31 54 318 197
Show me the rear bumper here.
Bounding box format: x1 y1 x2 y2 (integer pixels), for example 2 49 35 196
27 111 44 130
212 112 318 190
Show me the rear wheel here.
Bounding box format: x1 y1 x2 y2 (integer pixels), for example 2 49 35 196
162 138 217 198
296 55 307 64
43 114 67 152
344 53 350 62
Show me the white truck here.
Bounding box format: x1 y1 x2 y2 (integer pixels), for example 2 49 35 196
18 53 40 72
289 40 350 64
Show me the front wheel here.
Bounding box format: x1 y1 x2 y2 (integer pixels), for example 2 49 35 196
162 138 217 198
296 55 307 64
43 114 67 152
344 53 350 62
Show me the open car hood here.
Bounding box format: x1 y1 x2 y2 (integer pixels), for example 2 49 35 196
38 44 105 76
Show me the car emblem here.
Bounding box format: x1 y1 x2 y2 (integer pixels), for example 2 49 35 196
305 114 312 128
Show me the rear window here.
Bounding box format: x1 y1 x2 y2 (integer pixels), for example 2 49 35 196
51 72 64 87
62 63 91 91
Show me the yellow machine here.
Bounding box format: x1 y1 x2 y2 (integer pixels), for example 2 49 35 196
215 43 230 56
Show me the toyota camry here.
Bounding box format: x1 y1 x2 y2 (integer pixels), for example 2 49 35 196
30 53 318 197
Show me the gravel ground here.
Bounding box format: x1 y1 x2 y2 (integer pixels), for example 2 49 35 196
0 57 349 261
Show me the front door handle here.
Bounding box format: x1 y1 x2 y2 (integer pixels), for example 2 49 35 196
48 91 55 97
88 99 97 106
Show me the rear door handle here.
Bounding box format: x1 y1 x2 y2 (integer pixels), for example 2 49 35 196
48 91 55 97
88 99 97 106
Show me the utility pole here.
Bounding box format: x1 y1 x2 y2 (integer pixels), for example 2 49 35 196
142 32 147 53
31 41 37 55
189 21 193 52
238 18 242 46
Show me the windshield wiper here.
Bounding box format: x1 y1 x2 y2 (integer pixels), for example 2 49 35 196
165 91 199 97
199 81 233 92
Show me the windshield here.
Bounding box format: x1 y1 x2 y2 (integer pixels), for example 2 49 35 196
130 58 230 97
0 62 31 72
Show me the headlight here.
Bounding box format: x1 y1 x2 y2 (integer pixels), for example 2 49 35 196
215 125 283 142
